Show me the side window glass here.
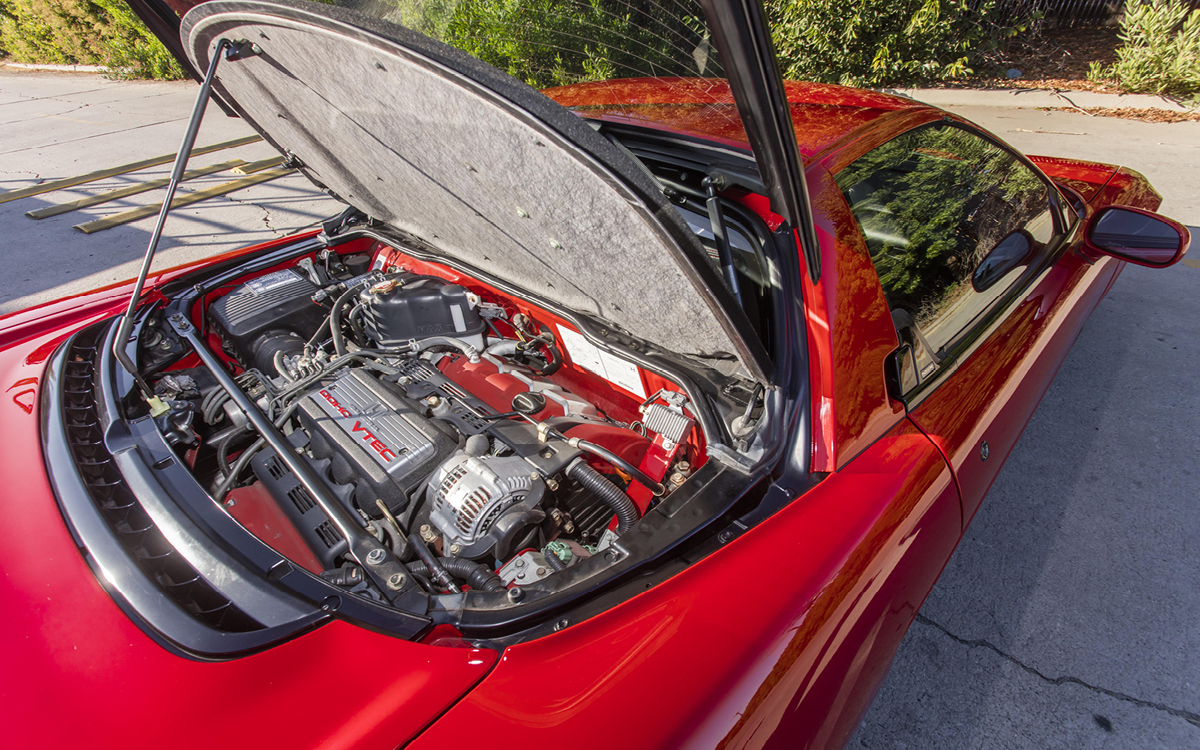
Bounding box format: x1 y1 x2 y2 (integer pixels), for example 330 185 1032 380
835 123 1054 381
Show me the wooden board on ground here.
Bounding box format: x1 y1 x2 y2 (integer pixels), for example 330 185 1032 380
0 135 263 204
25 159 249 219
73 167 295 234
232 156 285 175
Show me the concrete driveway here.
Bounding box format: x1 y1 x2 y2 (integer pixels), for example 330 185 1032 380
2 69 1197 749
0 69 337 315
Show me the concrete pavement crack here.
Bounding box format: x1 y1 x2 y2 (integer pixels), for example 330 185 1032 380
915 614 1200 728
218 193 282 236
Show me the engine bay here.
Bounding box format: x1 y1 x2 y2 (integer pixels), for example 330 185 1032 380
145 237 711 616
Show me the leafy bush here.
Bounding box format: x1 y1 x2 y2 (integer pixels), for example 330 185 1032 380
1087 0 1200 98
0 0 184 79
765 0 1027 87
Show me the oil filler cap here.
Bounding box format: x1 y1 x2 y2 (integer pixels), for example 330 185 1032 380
512 391 547 416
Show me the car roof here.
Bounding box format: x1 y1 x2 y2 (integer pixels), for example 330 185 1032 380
543 77 928 164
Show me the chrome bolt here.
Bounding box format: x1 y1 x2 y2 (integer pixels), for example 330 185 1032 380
515 558 527 569
449 543 461 555
386 573 406 590
365 548 386 565
555 617 570 631
676 461 691 472
669 471 687 486
546 478 559 491
397 376 412 385
536 567 547 576
507 587 524 602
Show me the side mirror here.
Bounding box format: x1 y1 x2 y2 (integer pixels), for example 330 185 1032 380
1084 206 1190 268
973 230 1033 292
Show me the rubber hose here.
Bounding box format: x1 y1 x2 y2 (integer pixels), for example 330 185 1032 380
544 548 567 571
348 304 367 347
408 534 456 591
575 439 665 497
212 401 300 502
213 437 265 502
484 339 519 357
216 424 251 477
201 388 229 425
412 336 480 363
329 285 360 357
272 349 294 382
523 338 562 376
566 459 640 535
405 557 506 592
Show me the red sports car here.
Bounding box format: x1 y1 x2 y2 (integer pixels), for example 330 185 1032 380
2 1 1188 748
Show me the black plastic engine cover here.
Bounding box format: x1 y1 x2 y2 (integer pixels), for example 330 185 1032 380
208 268 327 371
249 440 351 570
359 275 486 346
298 369 457 515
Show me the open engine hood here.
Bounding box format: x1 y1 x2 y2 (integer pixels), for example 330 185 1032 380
179 0 771 381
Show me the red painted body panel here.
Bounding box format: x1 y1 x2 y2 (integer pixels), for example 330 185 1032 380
909 251 1120 526
801 165 905 471
410 418 960 750
0 254 496 750
1028 154 1120 201
545 78 921 160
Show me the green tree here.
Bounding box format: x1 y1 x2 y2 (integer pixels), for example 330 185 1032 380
0 0 184 79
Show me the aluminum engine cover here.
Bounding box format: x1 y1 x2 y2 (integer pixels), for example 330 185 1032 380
299 368 456 514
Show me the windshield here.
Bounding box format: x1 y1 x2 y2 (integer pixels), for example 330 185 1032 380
336 0 724 87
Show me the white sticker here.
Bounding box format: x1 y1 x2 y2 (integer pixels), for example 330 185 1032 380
557 326 647 398
244 269 303 295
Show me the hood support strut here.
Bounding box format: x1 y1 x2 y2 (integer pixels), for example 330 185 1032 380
112 37 253 415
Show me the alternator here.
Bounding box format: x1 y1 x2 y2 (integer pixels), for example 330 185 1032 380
428 453 545 559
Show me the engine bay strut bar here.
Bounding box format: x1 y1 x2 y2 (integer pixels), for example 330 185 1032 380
112 36 428 615
166 312 429 613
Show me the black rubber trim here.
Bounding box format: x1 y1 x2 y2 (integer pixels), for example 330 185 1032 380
42 322 328 659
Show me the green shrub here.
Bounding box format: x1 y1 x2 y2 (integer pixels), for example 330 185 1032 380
1088 0 1200 98
765 0 1027 87
0 0 184 79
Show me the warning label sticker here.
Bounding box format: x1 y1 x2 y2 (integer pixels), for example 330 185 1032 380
556 326 646 398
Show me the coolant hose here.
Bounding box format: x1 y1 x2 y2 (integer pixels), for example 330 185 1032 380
574 438 665 497
405 557 506 592
566 458 640 535
412 336 480 363
216 424 251 477
484 339 519 357
329 285 360 356
408 534 456 591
